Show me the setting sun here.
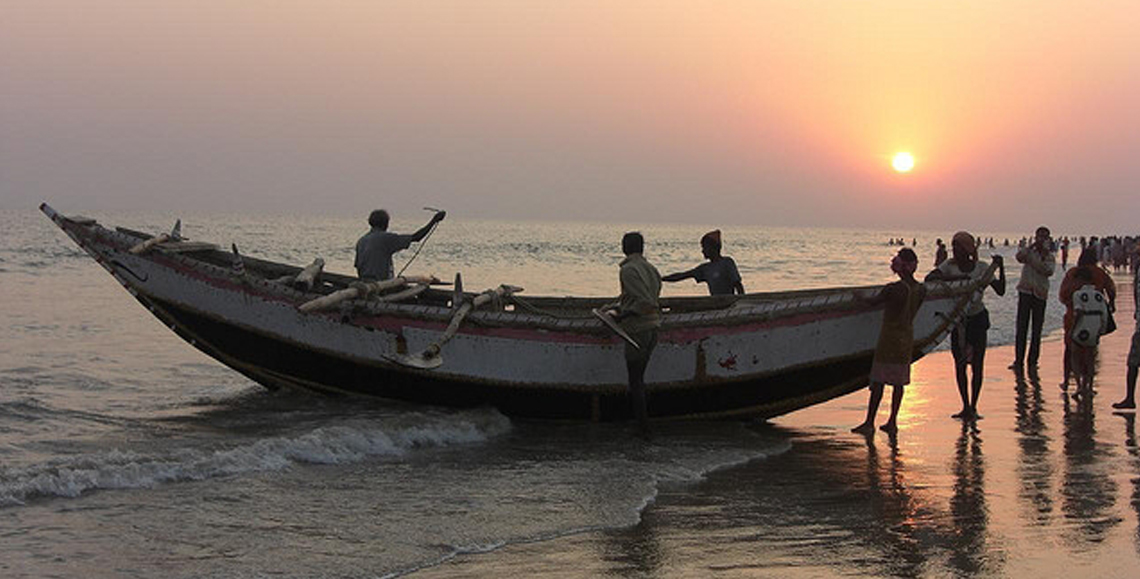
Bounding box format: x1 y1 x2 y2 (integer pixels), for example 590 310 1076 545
892 152 915 173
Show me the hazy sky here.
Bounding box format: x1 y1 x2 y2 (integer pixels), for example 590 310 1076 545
3 1 1138 231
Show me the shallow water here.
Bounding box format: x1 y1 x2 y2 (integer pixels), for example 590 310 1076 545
417 297 1140 579
0 207 1118 577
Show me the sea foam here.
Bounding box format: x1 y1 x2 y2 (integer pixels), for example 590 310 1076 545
0 407 511 507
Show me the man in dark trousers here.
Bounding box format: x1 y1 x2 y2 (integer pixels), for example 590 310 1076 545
355 209 445 281
1010 226 1055 372
605 232 662 434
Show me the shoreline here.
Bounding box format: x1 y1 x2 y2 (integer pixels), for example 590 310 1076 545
412 286 1140 578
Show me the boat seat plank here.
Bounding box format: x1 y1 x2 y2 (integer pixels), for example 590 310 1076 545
156 241 222 254
64 215 97 225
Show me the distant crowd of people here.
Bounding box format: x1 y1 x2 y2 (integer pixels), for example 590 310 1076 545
355 208 1139 435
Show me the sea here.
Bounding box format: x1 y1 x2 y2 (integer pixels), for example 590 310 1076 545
3 207 1133 578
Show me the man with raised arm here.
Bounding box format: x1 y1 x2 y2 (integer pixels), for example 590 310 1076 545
355 209 445 281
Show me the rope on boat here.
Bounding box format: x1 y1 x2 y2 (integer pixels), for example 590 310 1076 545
506 294 595 319
396 208 444 277
925 259 1000 350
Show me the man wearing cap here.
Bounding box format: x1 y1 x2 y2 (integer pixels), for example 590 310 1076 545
662 230 745 296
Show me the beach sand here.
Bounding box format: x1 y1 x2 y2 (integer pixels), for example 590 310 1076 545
416 286 1140 578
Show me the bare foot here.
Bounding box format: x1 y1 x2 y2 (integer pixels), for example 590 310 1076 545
851 422 875 435
1113 400 1136 410
879 422 898 434
951 409 973 419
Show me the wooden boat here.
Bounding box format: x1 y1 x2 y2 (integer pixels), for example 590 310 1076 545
41 203 991 421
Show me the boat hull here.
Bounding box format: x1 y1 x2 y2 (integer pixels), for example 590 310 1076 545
42 204 975 421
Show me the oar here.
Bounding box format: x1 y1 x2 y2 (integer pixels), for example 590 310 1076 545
388 284 522 369
591 308 640 349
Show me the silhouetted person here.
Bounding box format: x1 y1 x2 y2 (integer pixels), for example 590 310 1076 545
934 238 948 267
927 231 1005 421
1114 263 1138 410
1011 226 1056 371
662 230 744 295
853 248 926 435
1059 247 1115 390
355 209 445 280
604 232 662 434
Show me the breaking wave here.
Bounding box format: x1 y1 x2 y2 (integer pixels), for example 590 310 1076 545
0 407 511 507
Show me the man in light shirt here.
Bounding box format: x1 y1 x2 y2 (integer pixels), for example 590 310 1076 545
604 231 662 435
1010 226 1055 372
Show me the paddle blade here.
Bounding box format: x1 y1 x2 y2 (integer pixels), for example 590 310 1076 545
384 353 443 370
591 308 640 349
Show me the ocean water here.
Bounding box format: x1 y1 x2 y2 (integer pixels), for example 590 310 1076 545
0 208 1092 577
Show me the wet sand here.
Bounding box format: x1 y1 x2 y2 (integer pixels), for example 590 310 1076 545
416 286 1140 578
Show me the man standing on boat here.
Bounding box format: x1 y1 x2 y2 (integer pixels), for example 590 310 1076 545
662 230 745 296
604 232 662 434
354 209 445 281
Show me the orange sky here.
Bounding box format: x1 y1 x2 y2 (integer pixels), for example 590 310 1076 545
2 1 1138 231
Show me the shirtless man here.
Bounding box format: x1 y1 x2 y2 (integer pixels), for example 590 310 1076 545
662 230 744 296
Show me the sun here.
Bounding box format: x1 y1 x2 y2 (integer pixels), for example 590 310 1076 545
892 152 915 173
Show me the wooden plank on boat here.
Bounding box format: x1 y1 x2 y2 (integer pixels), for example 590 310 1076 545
298 274 438 312
298 286 362 313
376 283 428 303
292 258 324 291
129 234 171 255
388 284 522 369
64 215 97 226
155 241 220 253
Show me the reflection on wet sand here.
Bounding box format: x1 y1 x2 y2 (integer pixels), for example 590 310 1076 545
1116 411 1140 555
949 422 998 574
417 306 1140 578
678 426 1000 577
1015 370 1055 525
861 433 926 576
1061 391 1120 548
600 504 664 578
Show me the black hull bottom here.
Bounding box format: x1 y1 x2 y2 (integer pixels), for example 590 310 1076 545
142 295 875 421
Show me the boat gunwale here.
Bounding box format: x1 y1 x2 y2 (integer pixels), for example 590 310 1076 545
46 206 989 335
